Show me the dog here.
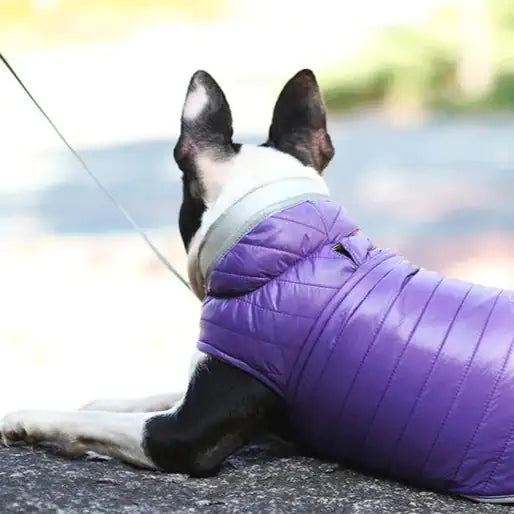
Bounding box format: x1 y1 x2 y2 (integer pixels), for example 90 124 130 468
2 69 514 503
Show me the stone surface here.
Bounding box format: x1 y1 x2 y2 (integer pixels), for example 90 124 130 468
0 444 511 513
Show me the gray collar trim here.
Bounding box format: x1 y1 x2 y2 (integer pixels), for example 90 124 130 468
197 177 329 293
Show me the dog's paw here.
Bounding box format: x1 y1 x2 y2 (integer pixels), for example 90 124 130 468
0 410 41 447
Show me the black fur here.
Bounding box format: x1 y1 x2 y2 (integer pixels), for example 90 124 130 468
143 356 289 476
265 69 334 173
178 175 206 251
175 70 234 155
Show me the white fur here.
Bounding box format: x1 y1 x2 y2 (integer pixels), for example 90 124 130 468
188 145 329 298
0 409 157 469
188 348 207 376
80 392 183 413
0 347 206 464
183 81 208 121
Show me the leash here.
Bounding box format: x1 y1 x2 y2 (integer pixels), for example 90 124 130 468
0 52 192 292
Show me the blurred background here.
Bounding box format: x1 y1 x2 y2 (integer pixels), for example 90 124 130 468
0 0 512 415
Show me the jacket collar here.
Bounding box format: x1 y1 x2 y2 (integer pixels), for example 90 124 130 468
188 176 330 299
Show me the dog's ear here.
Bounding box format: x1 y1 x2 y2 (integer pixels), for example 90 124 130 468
267 69 333 174
174 72 236 247
174 70 235 184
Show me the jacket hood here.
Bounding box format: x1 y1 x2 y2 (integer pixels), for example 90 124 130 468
188 176 333 299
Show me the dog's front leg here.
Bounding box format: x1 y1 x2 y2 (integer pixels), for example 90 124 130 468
141 354 287 476
79 392 183 413
1 354 286 475
1 409 157 469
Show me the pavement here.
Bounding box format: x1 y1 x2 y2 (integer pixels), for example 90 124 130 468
1 443 512 513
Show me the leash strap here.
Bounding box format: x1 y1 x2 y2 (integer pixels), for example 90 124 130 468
0 51 192 292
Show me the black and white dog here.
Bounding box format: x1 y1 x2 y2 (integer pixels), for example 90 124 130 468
0 69 333 475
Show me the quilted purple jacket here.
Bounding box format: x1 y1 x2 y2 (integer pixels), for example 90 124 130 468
192 177 514 502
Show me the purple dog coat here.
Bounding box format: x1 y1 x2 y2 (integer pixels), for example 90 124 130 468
192 177 514 502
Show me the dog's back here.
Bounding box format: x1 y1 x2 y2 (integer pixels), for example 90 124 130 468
197 192 514 501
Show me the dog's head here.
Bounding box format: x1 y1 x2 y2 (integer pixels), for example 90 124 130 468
174 69 334 253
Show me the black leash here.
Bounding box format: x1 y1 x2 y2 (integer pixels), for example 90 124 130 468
0 51 192 292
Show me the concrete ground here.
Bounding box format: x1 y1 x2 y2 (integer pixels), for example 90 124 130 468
1 443 511 513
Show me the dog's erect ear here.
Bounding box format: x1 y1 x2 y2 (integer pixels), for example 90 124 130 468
174 70 234 172
267 69 334 173
175 71 235 250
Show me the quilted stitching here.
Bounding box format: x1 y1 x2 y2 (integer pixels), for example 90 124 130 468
328 205 344 234
289 255 399 403
235 296 317 320
237 240 304 259
385 285 473 472
417 290 503 479
482 369 514 493
201 317 283 351
450 296 514 481
309 202 330 235
270 214 326 235
357 278 444 454
211 269 268 281
275 277 340 290
324 269 419 453
286 252 397 399
198 340 282 390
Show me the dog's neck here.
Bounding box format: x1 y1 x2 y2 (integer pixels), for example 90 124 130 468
186 147 329 299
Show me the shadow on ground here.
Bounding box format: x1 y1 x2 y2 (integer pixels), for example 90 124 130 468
0 444 510 513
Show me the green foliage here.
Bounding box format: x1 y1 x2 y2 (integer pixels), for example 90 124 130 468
323 0 514 113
